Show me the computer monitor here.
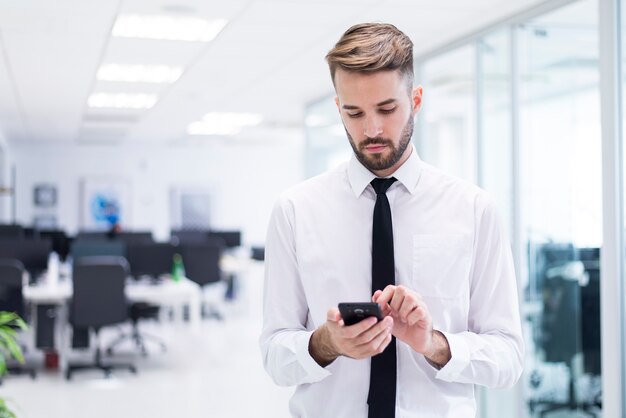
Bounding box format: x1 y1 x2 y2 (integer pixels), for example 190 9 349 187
0 224 24 240
171 229 209 245
39 229 71 261
0 238 52 277
75 231 108 241
23 227 40 240
70 240 125 261
208 230 241 248
117 231 154 245
126 243 176 279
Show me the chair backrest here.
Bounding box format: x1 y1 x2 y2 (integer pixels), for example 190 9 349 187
208 230 241 248
180 242 223 286
75 231 109 241
171 229 209 245
126 242 176 278
71 256 129 328
0 239 52 278
0 225 24 240
0 259 25 317
70 240 126 261
117 232 154 245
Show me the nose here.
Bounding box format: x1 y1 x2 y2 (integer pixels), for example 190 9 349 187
363 115 383 138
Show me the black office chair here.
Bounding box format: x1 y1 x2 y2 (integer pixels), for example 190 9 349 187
170 229 209 245
0 259 36 382
180 242 226 319
0 225 24 240
106 243 173 356
66 256 137 380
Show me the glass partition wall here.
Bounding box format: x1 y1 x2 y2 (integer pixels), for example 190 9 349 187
303 0 622 416
518 2 602 417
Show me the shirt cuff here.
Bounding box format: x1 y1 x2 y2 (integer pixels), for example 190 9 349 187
434 331 470 382
295 330 332 383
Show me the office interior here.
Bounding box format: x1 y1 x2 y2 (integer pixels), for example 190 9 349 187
0 0 624 417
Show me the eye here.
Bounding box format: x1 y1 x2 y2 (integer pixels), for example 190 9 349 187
379 107 396 114
347 112 363 118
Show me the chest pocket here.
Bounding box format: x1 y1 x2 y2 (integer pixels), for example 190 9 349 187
412 234 472 299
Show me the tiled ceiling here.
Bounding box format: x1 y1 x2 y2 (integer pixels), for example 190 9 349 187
0 0 547 145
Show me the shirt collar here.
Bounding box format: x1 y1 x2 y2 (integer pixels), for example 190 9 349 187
347 144 422 197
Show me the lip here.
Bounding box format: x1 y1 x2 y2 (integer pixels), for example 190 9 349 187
364 144 388 153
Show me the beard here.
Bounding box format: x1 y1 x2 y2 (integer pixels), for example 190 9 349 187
346 115 414 172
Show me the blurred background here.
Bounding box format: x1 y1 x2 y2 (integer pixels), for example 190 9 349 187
0 0 625 417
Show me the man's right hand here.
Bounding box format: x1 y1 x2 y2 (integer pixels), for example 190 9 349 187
309 307 394 367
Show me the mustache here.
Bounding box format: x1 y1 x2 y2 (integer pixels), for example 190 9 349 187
359 137 392 149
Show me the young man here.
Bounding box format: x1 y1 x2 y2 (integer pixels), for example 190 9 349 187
260 23 523 418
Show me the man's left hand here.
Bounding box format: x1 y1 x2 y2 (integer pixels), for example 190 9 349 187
373 285 451 368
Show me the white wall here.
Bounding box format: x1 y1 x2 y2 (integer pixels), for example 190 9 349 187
13 131 305 245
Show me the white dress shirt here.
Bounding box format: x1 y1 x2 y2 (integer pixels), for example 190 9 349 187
260 146 524 418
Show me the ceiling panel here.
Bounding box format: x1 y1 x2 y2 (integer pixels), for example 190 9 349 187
0 0 554 145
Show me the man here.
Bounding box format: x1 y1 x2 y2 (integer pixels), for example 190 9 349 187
260 23 523 418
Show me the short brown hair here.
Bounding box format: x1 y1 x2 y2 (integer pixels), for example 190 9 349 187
326 23 414 87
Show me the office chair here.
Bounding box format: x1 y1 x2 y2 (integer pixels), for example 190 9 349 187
0 259 37 382
180 241 226 320
105 243 173 356
70 240 125 261
528 260 599 418
0 225 24 240
0 238 53 283
207 230 241 249
170 229 209 245
66 256 137 380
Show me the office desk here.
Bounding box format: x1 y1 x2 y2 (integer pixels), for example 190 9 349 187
25 277 202 327
24 277 203 355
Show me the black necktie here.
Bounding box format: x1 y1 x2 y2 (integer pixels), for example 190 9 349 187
368 177 397 418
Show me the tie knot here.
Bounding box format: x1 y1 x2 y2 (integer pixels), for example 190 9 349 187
370 177 397 195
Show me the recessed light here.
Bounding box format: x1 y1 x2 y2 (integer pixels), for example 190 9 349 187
87 93 158 109
97 64 184 83
112 14 227 42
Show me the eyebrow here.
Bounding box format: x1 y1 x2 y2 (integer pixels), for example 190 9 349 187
342 98 397 110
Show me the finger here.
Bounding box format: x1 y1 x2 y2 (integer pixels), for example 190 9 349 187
341 316 378 338
379 302 392 317
375 332 393 354
407 305 429 327
354 316 393 344
327 307 341 322
376 285 397 306
389 287 406 313
372 290 383 302
398 295 418 320
355 322 392 356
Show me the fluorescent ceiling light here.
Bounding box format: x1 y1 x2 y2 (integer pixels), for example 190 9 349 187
88 93 158 109
187 112 263 136
113 14 227 42
97 64 183 83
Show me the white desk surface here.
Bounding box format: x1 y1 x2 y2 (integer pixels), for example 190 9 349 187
24 277 203 330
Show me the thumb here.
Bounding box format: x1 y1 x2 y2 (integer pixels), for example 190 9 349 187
327 307 341 322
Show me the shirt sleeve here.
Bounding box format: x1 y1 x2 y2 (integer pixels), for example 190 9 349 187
435 193 525 389
259 196 332 386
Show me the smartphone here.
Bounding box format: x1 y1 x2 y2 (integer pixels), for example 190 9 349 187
338 302 383 326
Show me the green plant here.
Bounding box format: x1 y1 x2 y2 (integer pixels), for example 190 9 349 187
0 311 27 418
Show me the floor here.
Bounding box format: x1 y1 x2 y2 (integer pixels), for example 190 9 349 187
1 264 293 418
